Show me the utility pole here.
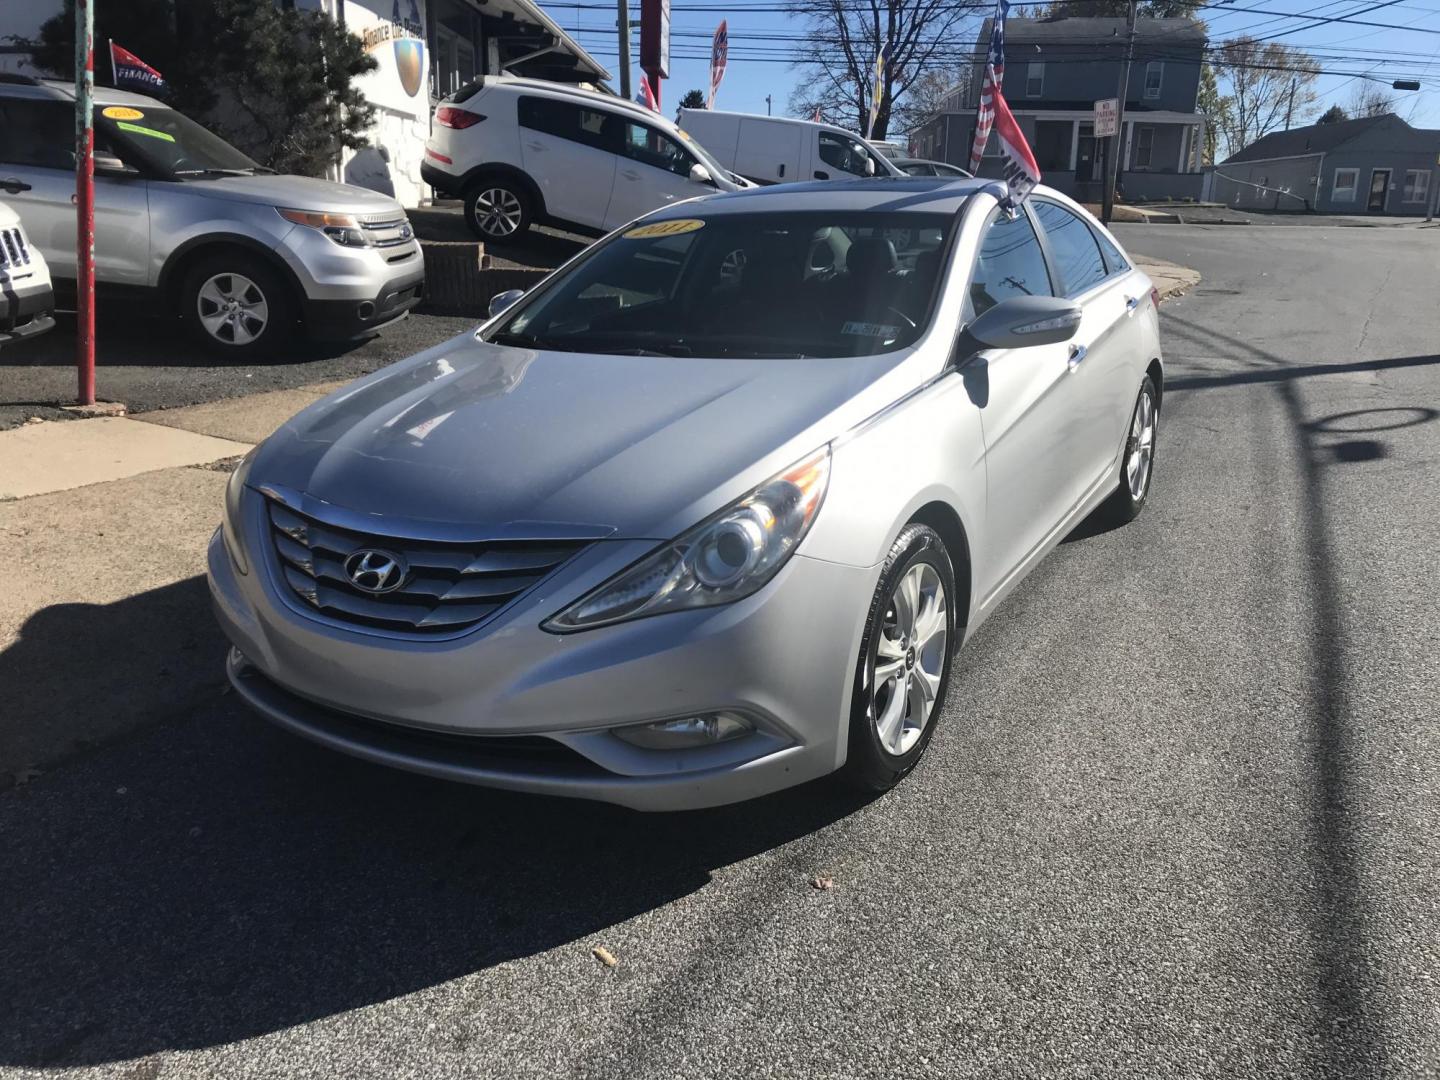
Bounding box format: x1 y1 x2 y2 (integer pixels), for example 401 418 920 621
1284 76 1296 129
617 0 631 100
1102 0 1137 224
765 94 772 115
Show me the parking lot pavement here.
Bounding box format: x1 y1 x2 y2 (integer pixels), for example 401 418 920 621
3 227 1438 1079
0 309 478 431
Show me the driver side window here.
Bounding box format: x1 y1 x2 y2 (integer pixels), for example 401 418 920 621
622 121 695 178
817 132 869 176
967 211 1054 319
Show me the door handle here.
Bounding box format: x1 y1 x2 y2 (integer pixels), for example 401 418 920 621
621 169 640 180
1 177 31 193
814 170 829 180
1125 294 1140 311
1068 343 1087 366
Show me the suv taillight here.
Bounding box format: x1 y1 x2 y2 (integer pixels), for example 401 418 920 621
436 106 484 129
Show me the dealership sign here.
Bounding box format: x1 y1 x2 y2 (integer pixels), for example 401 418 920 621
360 0 426 98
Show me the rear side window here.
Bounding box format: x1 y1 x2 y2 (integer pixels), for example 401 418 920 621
1032 200 1107 297
517 96 615 152
0 100 74 169
969 211 1053 318
1090 225 1130 276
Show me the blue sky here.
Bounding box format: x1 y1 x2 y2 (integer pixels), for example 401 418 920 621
552 0 1440 130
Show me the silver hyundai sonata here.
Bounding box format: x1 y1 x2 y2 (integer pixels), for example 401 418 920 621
210 177 1163 811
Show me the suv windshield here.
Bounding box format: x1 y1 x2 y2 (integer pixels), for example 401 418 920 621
488 211 954 359
99 107 266 178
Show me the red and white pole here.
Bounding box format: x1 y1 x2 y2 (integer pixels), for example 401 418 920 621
74 0 96 405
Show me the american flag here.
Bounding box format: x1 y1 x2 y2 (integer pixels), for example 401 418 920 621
707 20 728 108
968 0 1011 173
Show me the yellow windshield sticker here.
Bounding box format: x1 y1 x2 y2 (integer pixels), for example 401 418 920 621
102 106 144 120
116 120 175 143
623 218 705 239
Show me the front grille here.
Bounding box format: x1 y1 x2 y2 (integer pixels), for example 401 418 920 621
0 227 31 271
265 498 590 636
357 212 415 248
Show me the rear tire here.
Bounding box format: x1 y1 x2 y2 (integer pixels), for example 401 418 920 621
180 253 294 358
843 523 957 793
464 180 530 241
1098 373 1159 525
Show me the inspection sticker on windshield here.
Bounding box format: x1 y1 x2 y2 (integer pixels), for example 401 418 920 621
623 219 705 239
102 106 144 120
841 321 899 338
115 121 175 143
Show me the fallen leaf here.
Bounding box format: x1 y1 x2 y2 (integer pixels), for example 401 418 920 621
811 874 835 891
592 945 618 968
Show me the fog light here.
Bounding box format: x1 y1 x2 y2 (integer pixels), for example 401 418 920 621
612 711 755 750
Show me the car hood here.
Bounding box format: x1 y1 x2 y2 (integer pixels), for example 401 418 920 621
183 174 405 216
251 331 913 540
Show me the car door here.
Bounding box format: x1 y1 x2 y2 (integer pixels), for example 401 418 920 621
516 95 617 231
1030 199 1138 498
0 97 151 288
961 208 1077 600
605 119 714 229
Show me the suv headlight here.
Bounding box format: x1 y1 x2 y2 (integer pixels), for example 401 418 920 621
277 208 374 248
222 449 257 575
545 446 830 632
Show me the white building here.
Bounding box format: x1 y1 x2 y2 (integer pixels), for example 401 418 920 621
0 0 610 208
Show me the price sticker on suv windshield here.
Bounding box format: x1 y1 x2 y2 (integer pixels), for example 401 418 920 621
623 219 705 239
102 106 144 120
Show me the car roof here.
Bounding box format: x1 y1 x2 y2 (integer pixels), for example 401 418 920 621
0 77 167 109
481 75 670 126
673 176 1016 217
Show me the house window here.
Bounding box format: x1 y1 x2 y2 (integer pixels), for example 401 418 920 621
1144 62 1163 99
1332 168 1359 202
1134 126 1154 168
1026 62 1044 97
1403 169 1431 203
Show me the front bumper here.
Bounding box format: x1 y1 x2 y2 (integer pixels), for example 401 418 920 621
207 514 877 811
300 271 425 342
0 279 56 344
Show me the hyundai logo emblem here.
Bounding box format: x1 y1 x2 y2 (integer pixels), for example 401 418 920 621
344 548 408 594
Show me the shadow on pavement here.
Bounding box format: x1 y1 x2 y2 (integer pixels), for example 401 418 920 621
1163 311 1430 1076
0 577 229 782
0 580 869 1066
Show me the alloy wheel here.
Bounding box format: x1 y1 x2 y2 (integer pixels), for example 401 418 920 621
872 561 948 757
1126 385 1157 501
197 273 269 346
475 188 522 237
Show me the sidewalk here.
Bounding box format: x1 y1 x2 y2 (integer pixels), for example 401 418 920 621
0 256 1197 785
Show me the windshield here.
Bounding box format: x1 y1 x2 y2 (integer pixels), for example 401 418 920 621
99 107 264 177
488 210 955 359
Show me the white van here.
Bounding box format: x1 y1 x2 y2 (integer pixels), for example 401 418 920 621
676 110 905 186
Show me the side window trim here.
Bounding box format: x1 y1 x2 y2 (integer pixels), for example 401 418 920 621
1029 198 1111 300
1022 201 1063 299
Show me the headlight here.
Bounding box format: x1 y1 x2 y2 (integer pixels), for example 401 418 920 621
222 449 257 575
545 446 830 632
277 207 373 248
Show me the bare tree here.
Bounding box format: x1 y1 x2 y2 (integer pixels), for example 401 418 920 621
892 63 972 135
786 0 978 139
1213 36 1319 159
1347 81 1396 118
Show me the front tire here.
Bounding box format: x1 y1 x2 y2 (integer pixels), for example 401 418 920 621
180 254 293 357
464 180 530 240
844 523 957 793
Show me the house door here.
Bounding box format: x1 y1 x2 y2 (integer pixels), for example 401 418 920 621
1367 169 1390 212
1075 125 1099 182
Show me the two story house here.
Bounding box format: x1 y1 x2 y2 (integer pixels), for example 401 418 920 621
911 16 1208 202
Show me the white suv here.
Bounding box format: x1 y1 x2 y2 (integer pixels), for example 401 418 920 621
422 76 745 241
0 197 54 346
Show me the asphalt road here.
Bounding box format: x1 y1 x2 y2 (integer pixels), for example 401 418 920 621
3 225 1438 1078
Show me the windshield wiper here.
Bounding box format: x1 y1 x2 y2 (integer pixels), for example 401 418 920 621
173 167 265 178
490 331 691 357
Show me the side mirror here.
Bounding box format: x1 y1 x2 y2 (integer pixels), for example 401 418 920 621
864 157 876 177
689 162 713 186
488 288 525 319
957 295 1083 355
94 151 136 175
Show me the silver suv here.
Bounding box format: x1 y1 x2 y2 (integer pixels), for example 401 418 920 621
0 76 424 356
